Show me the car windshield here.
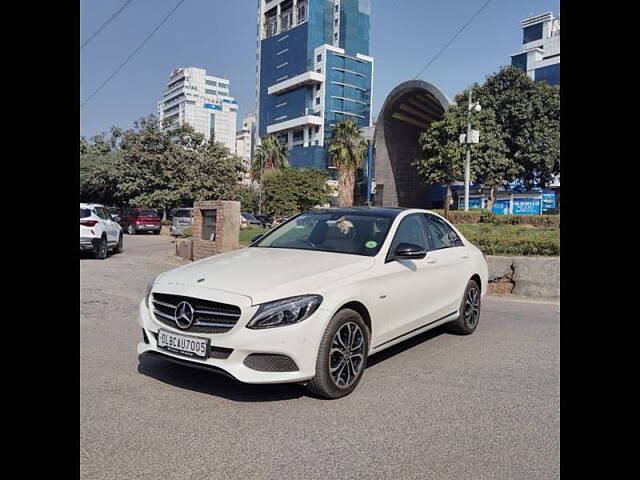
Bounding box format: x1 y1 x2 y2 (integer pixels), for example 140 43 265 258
80 208 91 218
253 211 393 256
138 211 157 217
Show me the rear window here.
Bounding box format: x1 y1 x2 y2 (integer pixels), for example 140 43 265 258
80 208 92 218
138 210 158 217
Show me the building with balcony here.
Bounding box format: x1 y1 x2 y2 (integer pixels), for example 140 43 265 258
510 12 560 86
158 67 238 152
255 0 373 171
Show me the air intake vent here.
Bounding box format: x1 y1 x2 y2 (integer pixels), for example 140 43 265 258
243 353 299 372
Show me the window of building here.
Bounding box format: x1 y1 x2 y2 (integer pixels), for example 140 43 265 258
293 130 304 141
316 54 322 62
334 18 338 27
205 89 217 95
205 80 217 87
316 68 321 73
511 53 527 71
316 97 320 105
315 126 320 133
523 23 543 44
534 63 560 86
334 32 338 41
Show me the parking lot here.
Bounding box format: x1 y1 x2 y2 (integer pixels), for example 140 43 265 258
80 234 559 480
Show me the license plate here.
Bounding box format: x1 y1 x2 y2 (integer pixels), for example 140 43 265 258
157 329 209 359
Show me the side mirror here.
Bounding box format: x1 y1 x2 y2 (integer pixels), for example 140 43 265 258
251 234 264 243
388 243 427 262
112 215 121 222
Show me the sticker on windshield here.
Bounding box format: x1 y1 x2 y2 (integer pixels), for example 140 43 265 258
365 240 377 249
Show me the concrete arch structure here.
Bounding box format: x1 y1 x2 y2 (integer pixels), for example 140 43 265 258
373 80 450 208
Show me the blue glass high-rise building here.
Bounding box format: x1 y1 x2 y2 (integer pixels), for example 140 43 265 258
255 0 373 172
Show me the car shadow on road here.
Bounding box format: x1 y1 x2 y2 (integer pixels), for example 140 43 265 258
366 325 449 369
137 325 451 402
137 354 305 402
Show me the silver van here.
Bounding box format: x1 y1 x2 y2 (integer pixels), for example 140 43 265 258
170 208 194 236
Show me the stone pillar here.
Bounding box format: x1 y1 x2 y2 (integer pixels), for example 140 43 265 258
192 200 241 261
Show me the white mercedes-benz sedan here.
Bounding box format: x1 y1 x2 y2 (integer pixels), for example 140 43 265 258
137 207 488 398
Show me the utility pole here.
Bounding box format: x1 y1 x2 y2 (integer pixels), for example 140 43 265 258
464 89 472 212
462 88 481 212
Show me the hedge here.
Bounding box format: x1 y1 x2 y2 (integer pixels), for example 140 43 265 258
429 209 560 228
457 224 559 256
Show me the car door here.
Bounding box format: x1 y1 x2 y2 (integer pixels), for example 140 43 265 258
97 207 119 243
421 214 472 315
374 213 442 345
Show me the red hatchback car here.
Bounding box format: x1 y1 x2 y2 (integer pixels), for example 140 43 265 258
119 208 161 235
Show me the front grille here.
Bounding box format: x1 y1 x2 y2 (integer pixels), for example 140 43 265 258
243 353 299 372
151 292 241 334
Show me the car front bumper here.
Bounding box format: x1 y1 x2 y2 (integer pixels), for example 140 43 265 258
137 298 331 384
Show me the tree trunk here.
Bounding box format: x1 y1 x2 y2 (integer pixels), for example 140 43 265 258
485 185 496 211
444 183 451 220
338 167 355 207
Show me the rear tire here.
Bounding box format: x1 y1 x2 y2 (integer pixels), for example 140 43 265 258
114 234 124 253
127 225 136 235
94 236 108 260
306 309 369 399
447 279 481 335
153 229 161 235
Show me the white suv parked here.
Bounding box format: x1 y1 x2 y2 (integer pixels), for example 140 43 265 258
80 203 123 259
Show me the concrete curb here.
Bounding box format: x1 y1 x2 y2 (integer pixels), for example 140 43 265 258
486 255 559 300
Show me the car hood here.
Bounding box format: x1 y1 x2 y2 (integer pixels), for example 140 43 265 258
156 247 375 305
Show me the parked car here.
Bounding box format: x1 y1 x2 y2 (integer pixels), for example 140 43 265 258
241 212 263 227
254 213 273 228
138 207 488 399
119 208 162 235
80 203 123 259
170 208 194 236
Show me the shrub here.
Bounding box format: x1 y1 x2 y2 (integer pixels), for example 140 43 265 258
181 225 194 238
430 208 560 228
457 224 559 256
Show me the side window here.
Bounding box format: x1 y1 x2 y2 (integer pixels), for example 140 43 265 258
424 215 463 249
95 207 108 220
389 214 428 253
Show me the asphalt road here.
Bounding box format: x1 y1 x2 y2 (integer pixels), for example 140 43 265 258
80 234 560 480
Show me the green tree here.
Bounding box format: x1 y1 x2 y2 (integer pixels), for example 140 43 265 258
328 119 368 207
473 66 560 188
253 135 289 178
234 183 261 212
262 168 329 216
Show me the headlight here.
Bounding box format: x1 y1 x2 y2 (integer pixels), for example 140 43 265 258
246 295 323 329
144 276 157 308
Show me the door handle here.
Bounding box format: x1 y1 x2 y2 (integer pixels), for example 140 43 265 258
426 258 437 264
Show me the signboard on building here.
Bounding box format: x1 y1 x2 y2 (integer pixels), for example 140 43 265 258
542 191 556 210
512 197 541 215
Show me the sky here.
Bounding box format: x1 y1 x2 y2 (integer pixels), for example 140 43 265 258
80 0 559 139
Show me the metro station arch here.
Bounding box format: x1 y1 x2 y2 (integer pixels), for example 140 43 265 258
373 80 450 208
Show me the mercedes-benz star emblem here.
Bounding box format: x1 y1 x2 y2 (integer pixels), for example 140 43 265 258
174 301 195 329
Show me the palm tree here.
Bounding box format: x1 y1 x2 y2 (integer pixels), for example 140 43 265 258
328 119 368 207
253 135 289 180
253 135 289 213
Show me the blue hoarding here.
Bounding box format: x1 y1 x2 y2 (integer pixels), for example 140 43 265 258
512 197 541 215
542 192 556 210
492 199 510 215
457 196 484 210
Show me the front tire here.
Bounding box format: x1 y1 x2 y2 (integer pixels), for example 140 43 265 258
448 279 481 335
306 308 369 399
153 229 161 235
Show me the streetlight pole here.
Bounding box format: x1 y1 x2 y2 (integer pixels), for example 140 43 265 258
464 89 472 212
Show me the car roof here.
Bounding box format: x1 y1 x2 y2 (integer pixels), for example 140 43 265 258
80 203 103 209
307 206 410 219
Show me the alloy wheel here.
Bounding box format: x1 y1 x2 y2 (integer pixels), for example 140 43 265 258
329 321 365 388
464 287 480 328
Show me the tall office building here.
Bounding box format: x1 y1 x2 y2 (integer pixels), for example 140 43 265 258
510 12 560 86
236 112 257 185
255 0 373 171
158 67 238 152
